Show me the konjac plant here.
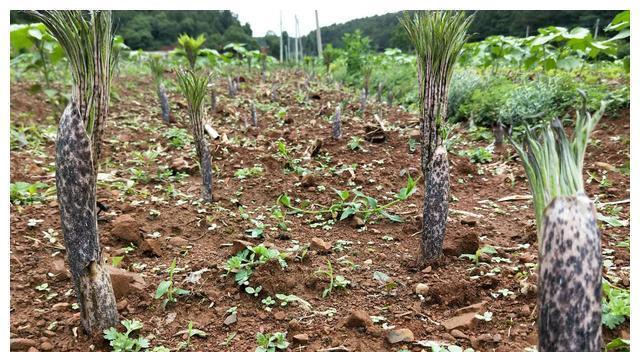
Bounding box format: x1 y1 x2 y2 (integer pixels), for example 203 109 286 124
401 11 473 264
147 54 172 124
27 10 119 334
510 92 607 351
176 69 213 202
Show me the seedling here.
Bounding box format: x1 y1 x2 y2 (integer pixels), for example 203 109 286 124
155 258 190 309
278 175 417 224
224 244 288 287
103 320 150 352
177 321 207 351
460 245 497 266
314 260 351 298
348 136 364 151
461 146 493 164
255 331 289 352
234 165 264 179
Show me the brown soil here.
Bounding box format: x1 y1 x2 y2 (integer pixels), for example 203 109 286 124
10 69 630 351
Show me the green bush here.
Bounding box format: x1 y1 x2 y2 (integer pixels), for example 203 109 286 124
499 74 577 127
448 69 483 120
456 77 515 126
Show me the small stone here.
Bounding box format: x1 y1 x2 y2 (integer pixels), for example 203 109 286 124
519 305 531 317
39 342 53 351
108 267 147 299
51 302 69 311
274 311 287 321
414 283 429 296
442 301 486 331
49 258 69 281
27 348 39 352
292 333 309 344
288 319 301 332
168 236 188 247
344 310 372 329
10 338 38 350
363 259 373 266
139 239 163 257
170 157 190 172
111 214 141 243
117 299 129 311
352 216 365 228
300 174 316 188
386 328 414 344
451 329 469 340
310 238 331 253
594 161 617 172
223 313 237 326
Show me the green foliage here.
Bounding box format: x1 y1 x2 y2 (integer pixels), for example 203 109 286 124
255 331 289 352
347 136 364 151
342 30 372 84
224 244 288 287
602 280 630 330
146 54 165 84
461 147 493 164
163 127 191 148
510 92 607 232
278 175 417 224
234 165 264 179
322 43 340 72
460 245 497 266
448 69 483 119
314 260 350 298
175 69 210 117
10 181 51 205
154 258 190 309
177 34 206 69
103 320 149 352
456 77 514 126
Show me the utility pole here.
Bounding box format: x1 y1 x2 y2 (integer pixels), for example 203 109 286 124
315 10 323 57
594 18 600 39
279 11 283 62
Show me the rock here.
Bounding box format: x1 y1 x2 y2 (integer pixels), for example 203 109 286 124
292 333 309 344
351 216 365 228
223 313 237 326
108 267 147 299
168 236 188 247
117 299 129 311
519 305 531 317
10 338 38 350
442 301 486 331
443 231 479 257
39 342 53 351
27 348 38 352
518 253 535 264
387 328 414 344
409 129 421 139
310 237 331 253
111 214 141 243
414 283 429 296
274 311 286 321
300 174 316 188
451 329 469 340
344 310 372 329
49 258 69 281
139 239 163 257
170 157 190 172
231 239 254 254
51 302 69 311
288 319 301 332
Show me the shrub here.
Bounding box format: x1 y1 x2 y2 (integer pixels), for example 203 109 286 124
457 77 515 126
448 69 483 120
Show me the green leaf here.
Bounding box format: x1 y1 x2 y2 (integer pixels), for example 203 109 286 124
103 327 119 341
277 194 290 207
339 207 356 221
155 280 171 299
174 288 190 295
380 211 402 222
335 189 350 201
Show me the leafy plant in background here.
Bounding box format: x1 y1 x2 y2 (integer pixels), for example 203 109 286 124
10 181 51 205
177 34 206 70
602 279 630 330
146 54 171 124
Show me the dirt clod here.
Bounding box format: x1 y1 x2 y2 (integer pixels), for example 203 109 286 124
386 328 414 343
343 310 372 330
111 214 141 243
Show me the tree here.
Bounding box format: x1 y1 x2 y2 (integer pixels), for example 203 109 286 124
401 11 473 264
26 10 119 335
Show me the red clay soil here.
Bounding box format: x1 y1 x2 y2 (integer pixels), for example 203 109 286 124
9 70 630 351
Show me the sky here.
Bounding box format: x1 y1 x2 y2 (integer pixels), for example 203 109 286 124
230 7 400 37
